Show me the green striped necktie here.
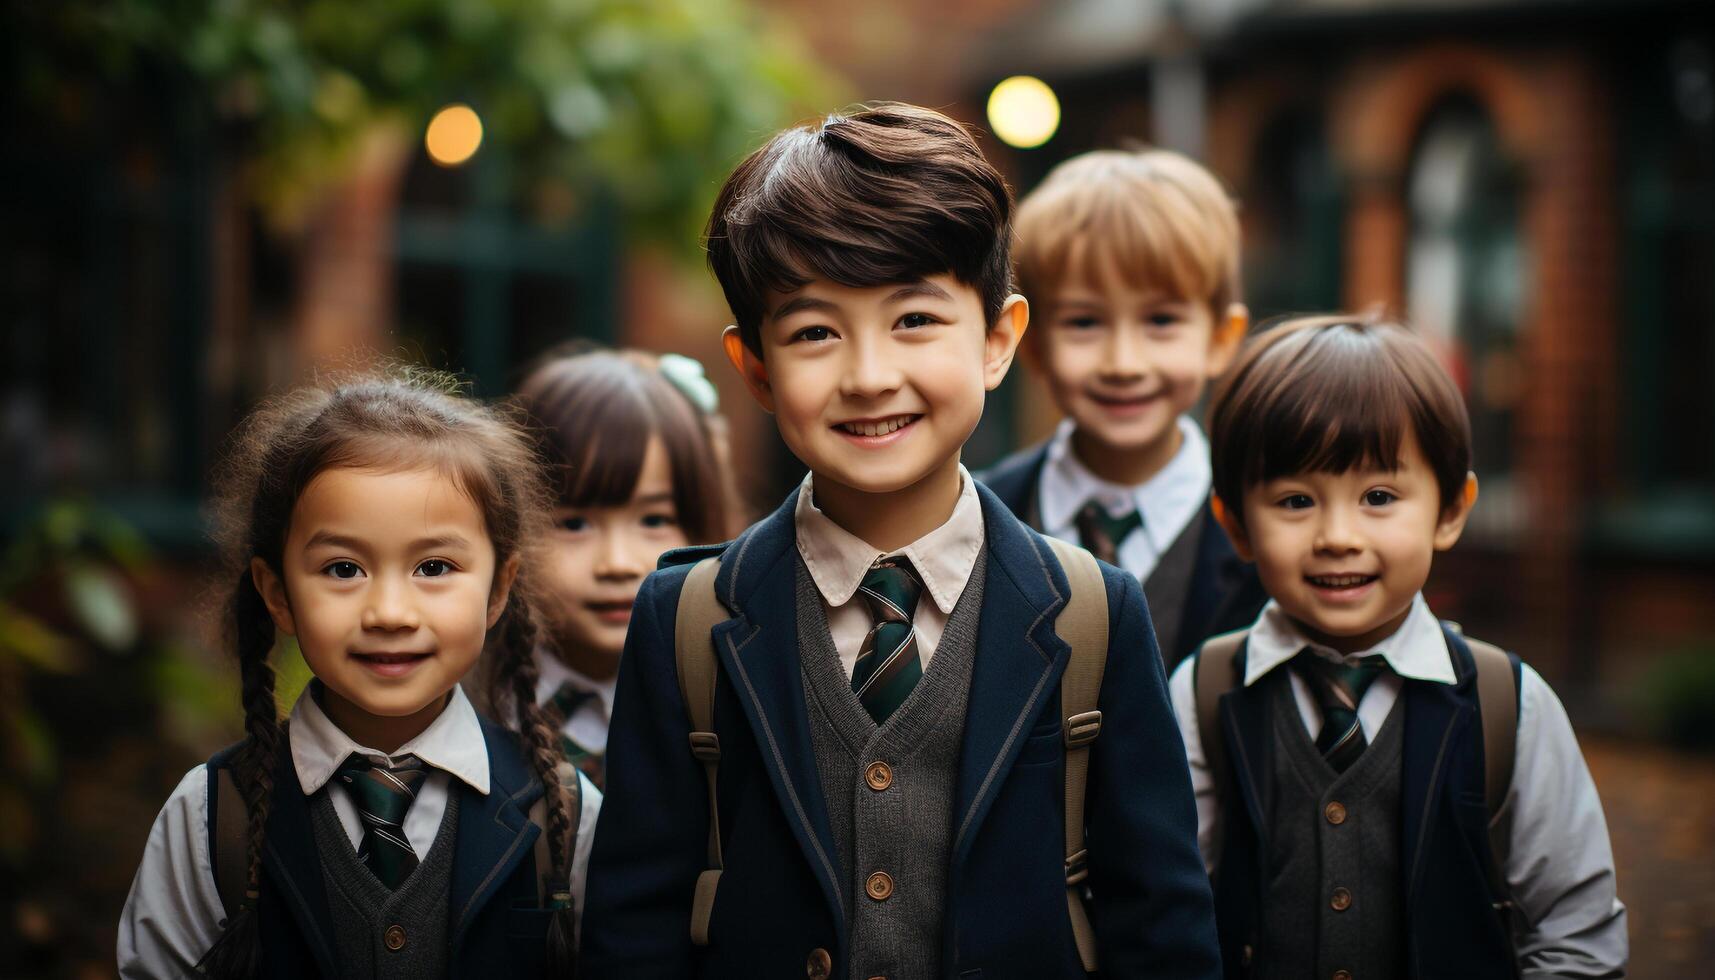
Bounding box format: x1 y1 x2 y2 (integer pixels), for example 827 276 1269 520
547 682 607 791
1290 651 1390 773
335 754 429 889
1075 499 1143 566
850 558 925 725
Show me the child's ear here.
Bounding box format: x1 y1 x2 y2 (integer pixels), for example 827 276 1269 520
1210 494 1254 562
722 325 775 414
1433 472 1480 551
250 557 297 636
1207 302 1249 378
487 555 521 629
983 293 1030 391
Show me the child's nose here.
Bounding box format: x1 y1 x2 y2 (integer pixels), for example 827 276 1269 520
362 576 421 631
839 338 903 398
593 531 646 580
1099 323 1150 379
1313 507 1364 554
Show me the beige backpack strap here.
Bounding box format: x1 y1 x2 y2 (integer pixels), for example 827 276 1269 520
1465 635 1518 889
212 764 249 921
674 557 726 946
1041 536 1109 974
1193 629 1249 813
531 761 584 906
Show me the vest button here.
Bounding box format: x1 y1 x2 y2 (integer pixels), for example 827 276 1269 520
1330 886 1353 911
865 761 893 791
806 947 832 979
383 924 406 951
865 870 895 901
1325 801 1347 825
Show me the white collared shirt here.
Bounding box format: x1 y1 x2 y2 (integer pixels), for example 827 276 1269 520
1167 596 1628 974
117 684 602 979
1038 416 1212 582
533 650 618 753
793 465 986 678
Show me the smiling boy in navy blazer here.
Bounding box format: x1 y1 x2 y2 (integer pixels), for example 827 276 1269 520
581 103 1219 980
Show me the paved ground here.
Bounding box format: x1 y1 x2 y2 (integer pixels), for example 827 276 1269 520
1582 736 1715 979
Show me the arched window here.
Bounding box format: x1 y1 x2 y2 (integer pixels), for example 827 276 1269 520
1406 96 1527 537
1244 108 1343 319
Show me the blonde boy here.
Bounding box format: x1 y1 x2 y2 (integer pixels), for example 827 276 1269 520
980 149 1264 667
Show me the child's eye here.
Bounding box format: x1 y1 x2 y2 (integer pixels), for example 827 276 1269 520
1278 493 1315 510
323 560 364 580
641 512 679 529
897 312 938 330
416 558 454 577
559 516 589 532
1363 489 1398 507
1147 311 1182 328
792 326 835 343
1060 315 1101 330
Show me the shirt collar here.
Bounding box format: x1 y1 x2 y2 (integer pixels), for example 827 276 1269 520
1242 593 1458 687
1039 416 1213 551
793 464 986 615
533 648 617 722
289 681 491 796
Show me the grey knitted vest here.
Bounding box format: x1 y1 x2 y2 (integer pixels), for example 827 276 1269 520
1256 671 1406 980
1141 505 1205 663
310 784 459 979
797 550 985 980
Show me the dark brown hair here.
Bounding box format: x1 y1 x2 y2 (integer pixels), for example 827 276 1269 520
705 101 1015 354
202 369 577 978
1207 314 1473 526
514 347 731 543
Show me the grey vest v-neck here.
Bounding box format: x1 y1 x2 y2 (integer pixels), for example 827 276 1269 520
798 549 985 980
1257 671 1406 980
310 783 460 979
1142 503 1206 661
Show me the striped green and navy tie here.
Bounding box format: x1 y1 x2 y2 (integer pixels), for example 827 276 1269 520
850 558 925 725
335 754 429 889
546 682 607 791
1291 651 1390 773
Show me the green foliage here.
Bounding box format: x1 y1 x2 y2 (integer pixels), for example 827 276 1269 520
16 0 839 246
1633 644 1715 753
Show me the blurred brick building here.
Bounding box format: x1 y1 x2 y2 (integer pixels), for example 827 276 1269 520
958 0 1715 708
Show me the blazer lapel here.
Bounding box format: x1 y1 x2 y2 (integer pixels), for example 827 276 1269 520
950 485 1067 869
1218 674 1274 851
712 491 847 942
261 740 339 978
1400 655 1474 904
448 718 544 954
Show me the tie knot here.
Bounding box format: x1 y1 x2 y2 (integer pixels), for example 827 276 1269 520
859 558 922 625
1075 501 1143 564
548 682 599 722
336 754 428 824
1292 650 1390 708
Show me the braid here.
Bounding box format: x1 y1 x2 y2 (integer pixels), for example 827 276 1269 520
198 571 281 980
495 602 578 977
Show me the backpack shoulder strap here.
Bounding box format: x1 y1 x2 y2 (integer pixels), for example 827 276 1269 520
1040 535 1108 974
1193 628 1250 810
673 557 726 946
530 760 585 907
210 761 249 922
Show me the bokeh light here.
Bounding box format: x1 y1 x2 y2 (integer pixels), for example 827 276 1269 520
987 75 1060 149
425 103 483 167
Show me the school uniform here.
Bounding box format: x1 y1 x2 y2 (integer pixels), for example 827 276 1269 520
978 418 1266 670
1167 597 1628 979
582 468 1219 980
117 683 602 979
534 649 617 790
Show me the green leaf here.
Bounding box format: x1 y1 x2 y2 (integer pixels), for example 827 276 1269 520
63 563 138 652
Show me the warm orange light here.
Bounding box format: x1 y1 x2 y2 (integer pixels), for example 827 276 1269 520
425 103 483 167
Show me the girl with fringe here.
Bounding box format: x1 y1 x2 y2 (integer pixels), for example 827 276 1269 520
118 372 596 979
512 348 735 793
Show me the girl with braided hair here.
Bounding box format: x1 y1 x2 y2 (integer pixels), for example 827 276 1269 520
118 370 597 979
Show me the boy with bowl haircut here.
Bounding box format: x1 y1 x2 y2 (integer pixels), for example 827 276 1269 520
981 149 1266 671
583 103 1219 979
1174 315 1626 979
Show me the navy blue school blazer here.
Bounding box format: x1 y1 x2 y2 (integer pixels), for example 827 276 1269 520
205 715 557 978
978 442 1267 671
581 482 1220 980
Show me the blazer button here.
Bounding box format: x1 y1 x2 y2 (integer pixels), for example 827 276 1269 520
806 947 832 979
1325 801 1347 825
865 761 893 791
865 870 894 901
1330 887 1352 912
384 924 406 951
1332 971 1353 980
